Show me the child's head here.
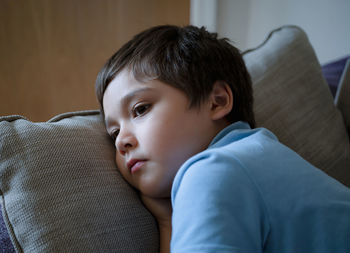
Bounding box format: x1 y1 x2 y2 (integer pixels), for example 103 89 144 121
95 25 255 198
96 25 255 128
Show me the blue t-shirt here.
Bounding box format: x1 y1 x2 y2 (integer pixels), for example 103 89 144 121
171 122 350 253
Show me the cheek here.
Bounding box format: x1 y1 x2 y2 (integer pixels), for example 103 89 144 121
115 153 128 177
148 128 195 170
115 153 124 169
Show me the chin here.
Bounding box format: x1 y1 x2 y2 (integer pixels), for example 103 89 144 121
139 183 171 198
135 171 174 198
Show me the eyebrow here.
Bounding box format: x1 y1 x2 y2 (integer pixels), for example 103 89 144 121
105 87 154 128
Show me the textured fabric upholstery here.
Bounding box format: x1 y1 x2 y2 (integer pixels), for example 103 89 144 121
335 59 350 131
243 26 350 186
0 111 159 252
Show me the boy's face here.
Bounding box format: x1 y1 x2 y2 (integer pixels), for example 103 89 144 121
103 69 219 198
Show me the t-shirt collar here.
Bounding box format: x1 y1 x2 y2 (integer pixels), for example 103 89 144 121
208 121 251 148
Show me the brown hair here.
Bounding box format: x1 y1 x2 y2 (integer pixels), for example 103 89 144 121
95 25 255 128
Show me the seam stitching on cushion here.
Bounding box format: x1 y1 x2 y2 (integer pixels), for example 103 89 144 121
242 25 303 55
47 110 100 122
0 115 28 122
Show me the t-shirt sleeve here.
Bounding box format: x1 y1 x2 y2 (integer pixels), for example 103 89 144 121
171 153 269 253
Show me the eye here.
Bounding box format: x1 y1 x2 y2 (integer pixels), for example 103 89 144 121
132 103 151 118
110 129 120 142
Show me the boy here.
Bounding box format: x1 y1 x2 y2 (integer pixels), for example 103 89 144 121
95 25 350 253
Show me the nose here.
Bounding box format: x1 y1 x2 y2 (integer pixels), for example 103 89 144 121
115 128 137 156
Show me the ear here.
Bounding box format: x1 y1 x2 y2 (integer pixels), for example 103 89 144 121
209 81 233 121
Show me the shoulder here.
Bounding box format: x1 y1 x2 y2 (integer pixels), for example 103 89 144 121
171 142 268 214
171 126 279 200
171 149 246 202
170 135 271 251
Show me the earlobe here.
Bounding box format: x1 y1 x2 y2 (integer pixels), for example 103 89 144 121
210 81 233 121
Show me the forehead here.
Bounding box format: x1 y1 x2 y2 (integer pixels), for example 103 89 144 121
102 68 178 109
103 69 147 103
105 69 138 94
103 70 148 116
104 69 187 128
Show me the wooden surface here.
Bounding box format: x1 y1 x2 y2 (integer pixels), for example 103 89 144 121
0 0 189 121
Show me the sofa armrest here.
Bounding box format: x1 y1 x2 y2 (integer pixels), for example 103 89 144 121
335 59 350 133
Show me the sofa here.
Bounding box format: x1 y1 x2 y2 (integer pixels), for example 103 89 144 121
1 25 349 252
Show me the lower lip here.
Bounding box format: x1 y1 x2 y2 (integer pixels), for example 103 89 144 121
131 161 146 174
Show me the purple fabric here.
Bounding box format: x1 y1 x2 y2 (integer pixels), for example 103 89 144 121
0 208 15 253
322 55 350 97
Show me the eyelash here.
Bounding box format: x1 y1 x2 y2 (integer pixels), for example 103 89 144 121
111 129 119 142
110 103 151 142
132 103 151 118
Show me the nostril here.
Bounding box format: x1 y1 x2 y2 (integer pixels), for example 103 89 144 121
116 133 136 154
118 148 126 156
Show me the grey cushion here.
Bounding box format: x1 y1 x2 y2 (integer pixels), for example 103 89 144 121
0 111 159 252
243 25 350 187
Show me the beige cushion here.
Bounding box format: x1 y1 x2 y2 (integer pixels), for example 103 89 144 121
0 111 159 252
243 25 350 186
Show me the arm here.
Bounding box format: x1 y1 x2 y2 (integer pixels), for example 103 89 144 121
140 195 172 253
171 155 268 252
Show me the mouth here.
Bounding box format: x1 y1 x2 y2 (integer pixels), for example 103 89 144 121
127 159 147 174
